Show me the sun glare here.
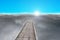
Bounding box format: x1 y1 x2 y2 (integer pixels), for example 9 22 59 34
34 11 40 16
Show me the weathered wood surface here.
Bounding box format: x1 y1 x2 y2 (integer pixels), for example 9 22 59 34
15 21 36 40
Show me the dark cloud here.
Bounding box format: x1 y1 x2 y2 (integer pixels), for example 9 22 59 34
0 15 60 40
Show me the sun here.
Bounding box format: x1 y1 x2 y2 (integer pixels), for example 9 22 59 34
34 11 40 16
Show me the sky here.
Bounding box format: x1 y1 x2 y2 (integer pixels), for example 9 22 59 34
0 0 60 14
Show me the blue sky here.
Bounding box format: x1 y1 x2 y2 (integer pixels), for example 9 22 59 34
0 0 60 14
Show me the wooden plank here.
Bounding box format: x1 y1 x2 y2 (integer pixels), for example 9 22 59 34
15 21 36 40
